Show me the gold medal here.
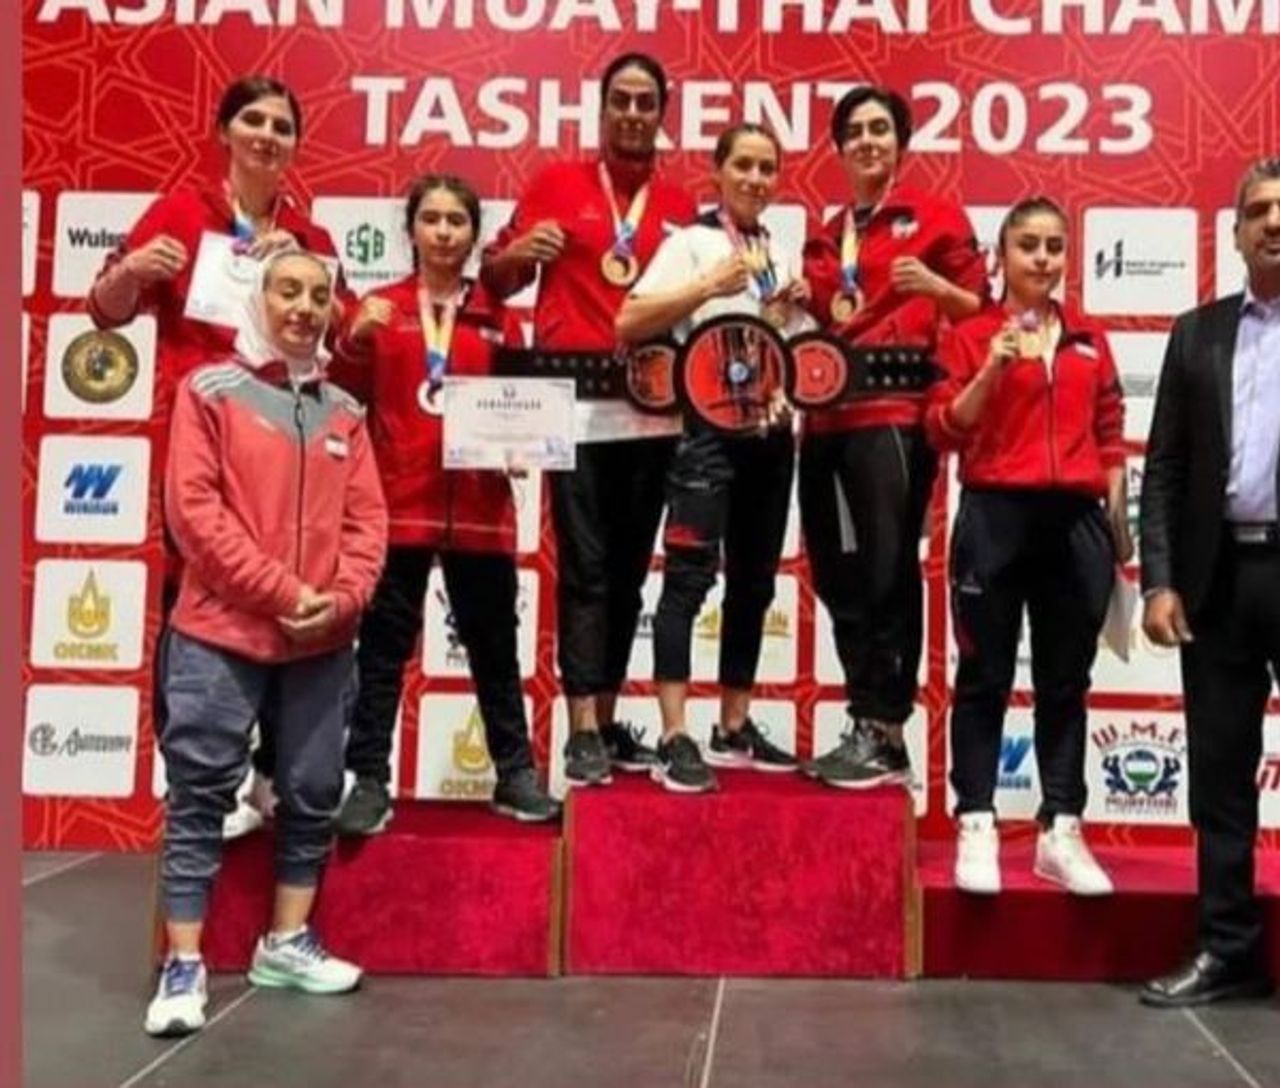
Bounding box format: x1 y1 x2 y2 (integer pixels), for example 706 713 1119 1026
417 380 444 416
601 250 639 287
61 329 139 404
830 290 862 324
762 298 789 330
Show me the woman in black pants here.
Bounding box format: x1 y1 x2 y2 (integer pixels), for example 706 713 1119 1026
927 197 1131 895
617 123 814 792
330 175 560 831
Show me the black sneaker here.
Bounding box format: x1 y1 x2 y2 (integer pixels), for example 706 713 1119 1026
563 730 612 786
492 767 562 823
651 733 717 794
707 718 797 772
802 720 910 790
600 721 659 772
334 776 392 835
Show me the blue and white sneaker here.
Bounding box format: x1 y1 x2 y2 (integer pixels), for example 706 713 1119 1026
144 957 208 1037
247 927 362 994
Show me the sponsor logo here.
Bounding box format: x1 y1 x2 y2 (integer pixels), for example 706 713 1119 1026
27 722 133 759
440 708 496 799
345 223 387 267
1092 718 1184 817
66 226 128 250
55 570 118 662
63 463 121 515
1094 238 1189 281
997 735 1033 791
61 329 139 404
890 214 919 240
694 606 791 641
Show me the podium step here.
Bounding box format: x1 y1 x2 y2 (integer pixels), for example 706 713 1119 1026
920 840 1280 980
565 770 916 977
201 801 561 976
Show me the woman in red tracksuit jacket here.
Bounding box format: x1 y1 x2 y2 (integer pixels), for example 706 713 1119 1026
330 174 560 833
800 85 989 790
926 197 1132 899
147 250 387 1039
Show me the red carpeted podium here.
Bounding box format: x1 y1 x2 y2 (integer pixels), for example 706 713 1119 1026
199 802 561 975
564 771 917 977
919 841 1280 981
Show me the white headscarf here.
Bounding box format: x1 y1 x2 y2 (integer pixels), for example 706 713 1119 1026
232 246 334 373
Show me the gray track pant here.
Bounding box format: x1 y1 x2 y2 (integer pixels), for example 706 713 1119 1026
159 630 354 922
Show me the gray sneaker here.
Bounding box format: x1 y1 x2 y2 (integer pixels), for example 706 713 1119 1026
651 733 717 794
492 767 562 823
564 730 612 786
599 721 659 772
803 720 910 789
334 776 392 836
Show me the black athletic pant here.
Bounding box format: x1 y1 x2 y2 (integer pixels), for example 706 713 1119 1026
549 435 676 697
948 488 1114 822
1180 538 1280 963
345 545 534 784
652 426 794 687
800 424 936 726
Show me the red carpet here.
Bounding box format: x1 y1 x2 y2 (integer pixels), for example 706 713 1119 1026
565 771 915 977
920 840 1280 980
200 801 561 975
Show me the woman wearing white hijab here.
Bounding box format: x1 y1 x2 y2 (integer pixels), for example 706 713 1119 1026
145 249 388 1038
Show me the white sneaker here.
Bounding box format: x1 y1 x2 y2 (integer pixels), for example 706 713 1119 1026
954 811 1001 895
1034 815 1114 896
247 927 362 994
222 771 277 840
143 957 207 1037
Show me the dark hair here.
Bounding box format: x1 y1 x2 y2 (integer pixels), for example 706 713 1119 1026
1235 156 1280 220
404 174 482 264
829 85 912 153
713 123 782 168
601 52 670 116
216 76 303 141
997 196 1068 253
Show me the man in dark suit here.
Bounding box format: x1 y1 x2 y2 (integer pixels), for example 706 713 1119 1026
1139 157 1280 1007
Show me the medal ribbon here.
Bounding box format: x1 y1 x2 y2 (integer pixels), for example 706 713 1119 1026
225 183 279 248
838 207 862 294
598 161 650 261
718 209 778 300
419 284 465 392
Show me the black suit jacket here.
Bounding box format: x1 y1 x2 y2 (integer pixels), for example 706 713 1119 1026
1140 292 1280 616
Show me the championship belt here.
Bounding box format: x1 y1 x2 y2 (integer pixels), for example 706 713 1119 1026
492 347 629 400
623 339 680 415
787 333 940 409
676 314 789 435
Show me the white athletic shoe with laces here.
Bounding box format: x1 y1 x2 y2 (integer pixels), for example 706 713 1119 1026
1034 815 1114 896
144 957 208 1037
247 927 362 994
954 810 1001 895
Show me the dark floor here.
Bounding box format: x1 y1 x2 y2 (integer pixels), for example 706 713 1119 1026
23 852 1280 1088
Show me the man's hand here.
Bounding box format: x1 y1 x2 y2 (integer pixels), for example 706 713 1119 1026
1142 588 1193 647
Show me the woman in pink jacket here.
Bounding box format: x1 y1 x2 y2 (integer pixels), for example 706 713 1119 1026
145 249 387 1038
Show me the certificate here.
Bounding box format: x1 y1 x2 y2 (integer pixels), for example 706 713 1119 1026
183 231 340 329
443 377 577 472
183 232 262 328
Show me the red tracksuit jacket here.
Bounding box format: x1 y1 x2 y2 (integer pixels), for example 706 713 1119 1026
330 275 520 553
166 357 388 663
926 302 1126 498
802 183 989 433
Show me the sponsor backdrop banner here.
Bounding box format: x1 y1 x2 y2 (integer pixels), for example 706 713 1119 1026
20 0 1280 848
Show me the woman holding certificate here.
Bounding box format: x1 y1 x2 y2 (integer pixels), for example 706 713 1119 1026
88 75 346 838
800 86 988 790
330 174 560 833
616 123 813 792
926 197 1130 896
